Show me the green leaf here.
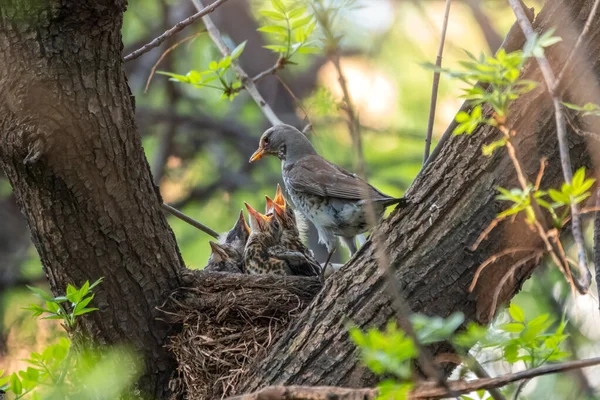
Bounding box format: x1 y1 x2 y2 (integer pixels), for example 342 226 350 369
508 303 525 322
271 0 286 13
89 277 104 291
231 40 247 60
27 286 52 301
209 61 218 71
22 304 46 317
297 46 320 54
257 25 288 35
295 28 306 43
45 300 60 314
259 10 286 21
73 307 99 316
573 167 585 188
288 6 307 18
562 102 584 111
74 294 95 314
9 372 22 395
482 138 507 156
291 15 313 30
263 44 288 53
156 71 190 83
501 322 525 333
548 189 570 205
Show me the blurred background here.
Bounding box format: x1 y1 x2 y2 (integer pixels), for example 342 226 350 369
5 0 600 398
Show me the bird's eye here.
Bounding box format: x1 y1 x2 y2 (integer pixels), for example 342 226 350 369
264 137 270 145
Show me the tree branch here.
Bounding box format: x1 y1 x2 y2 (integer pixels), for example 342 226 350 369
192 0 283 126
123 0 230 62
228 356 600 399
508 0 591 293
161 203 220 239
423 0 452 164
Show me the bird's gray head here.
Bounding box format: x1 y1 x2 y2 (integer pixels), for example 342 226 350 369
249 124 317 164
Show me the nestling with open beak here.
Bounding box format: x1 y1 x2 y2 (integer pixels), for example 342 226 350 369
205 210 250 273
266 192 321 276
244 202 320 276
250 124 408 265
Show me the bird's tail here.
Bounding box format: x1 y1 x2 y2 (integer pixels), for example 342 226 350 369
380 197 409 208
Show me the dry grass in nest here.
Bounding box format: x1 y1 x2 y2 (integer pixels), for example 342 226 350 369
161 270 322 400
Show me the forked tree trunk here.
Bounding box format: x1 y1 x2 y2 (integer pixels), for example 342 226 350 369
0 1 184 397
1 0 599 398
237 0 600 392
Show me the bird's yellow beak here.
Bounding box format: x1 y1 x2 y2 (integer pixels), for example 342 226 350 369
249 147 265 163
244 202 271 230
273 184 286 208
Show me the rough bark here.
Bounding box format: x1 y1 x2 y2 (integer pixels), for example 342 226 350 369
0 1 184 397
237 0 600 392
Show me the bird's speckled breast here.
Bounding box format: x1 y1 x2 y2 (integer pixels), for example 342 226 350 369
283 175 382 237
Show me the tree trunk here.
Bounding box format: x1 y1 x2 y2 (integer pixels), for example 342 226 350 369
238 0 599 392
0 1 184 397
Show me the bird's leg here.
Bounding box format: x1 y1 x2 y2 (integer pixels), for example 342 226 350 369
320 248 336 283
341 236 358 256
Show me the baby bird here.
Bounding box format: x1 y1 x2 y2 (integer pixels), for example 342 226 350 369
265 191 320 276
205 211 249 273
244 202 320 277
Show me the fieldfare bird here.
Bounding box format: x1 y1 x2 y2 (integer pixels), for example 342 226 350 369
205 211 249 273
250 124 406 263
244 202 320 276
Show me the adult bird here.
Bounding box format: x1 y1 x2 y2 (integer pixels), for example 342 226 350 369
205 211 249 273
249 124 407 265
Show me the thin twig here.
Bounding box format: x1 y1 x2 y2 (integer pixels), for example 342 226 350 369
161 203 220 239
466 356 507 400
508 0 591 293
145 32 205 93
511 379 529 400
124 0 230 62
469 247 537 292
423 0 452 164
275 74 313 129
331 54 366 179
192 0 283 126
595 189 600 313
553 0 600 93
226 356 600 399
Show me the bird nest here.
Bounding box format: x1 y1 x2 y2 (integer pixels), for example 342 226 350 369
162 270 322 400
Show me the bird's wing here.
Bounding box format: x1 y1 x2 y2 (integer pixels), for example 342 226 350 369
285 155 392 201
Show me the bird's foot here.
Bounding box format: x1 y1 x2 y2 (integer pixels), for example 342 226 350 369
320 249 336 283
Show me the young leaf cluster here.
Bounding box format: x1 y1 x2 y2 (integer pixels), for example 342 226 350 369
350 313 467 400
350 307 569 400
157 41 246 100
23 278 103 332
258 0 319 60
1 278 141 399
0 339 140 400
427 29 560 138
484 303 569 369
496 167 595 227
